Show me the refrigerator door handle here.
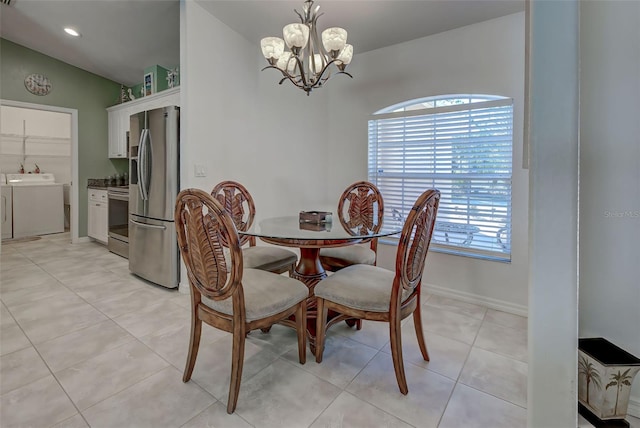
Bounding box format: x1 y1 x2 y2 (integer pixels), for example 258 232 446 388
130 219 167 230
138 129 149 201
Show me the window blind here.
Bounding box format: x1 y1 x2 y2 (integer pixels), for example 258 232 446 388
368 98 513 260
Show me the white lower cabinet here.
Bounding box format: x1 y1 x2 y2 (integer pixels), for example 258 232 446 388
88 189 108 243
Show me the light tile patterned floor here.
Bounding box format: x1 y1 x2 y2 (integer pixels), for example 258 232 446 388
0 232 634 428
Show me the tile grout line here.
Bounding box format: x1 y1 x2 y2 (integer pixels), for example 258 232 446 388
2 241 199 427
3 235 530 427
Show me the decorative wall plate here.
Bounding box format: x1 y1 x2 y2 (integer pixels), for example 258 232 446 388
24 74 52 96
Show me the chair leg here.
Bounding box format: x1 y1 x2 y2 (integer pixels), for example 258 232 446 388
183 311 202 382
356 319 363 330
288 263 295 277
413 303 430 361
315 298 327 363
227 325 246 414
296 300 307 364
389 317 408 394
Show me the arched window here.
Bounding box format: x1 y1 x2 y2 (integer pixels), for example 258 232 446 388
368 94 513 260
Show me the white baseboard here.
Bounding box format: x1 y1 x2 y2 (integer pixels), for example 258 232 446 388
178 282 189 295
422 282 528 317
628 395 640 418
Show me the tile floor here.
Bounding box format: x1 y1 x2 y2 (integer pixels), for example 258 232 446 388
0 232 637 428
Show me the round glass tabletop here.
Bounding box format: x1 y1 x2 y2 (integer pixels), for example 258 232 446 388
240 216 401 242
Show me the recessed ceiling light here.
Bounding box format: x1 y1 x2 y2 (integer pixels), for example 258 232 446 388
64 27 81 37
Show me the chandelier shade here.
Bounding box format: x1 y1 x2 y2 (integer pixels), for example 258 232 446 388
260 0 353 95
321 27 347 54
261 37 285 61
283 23 310 50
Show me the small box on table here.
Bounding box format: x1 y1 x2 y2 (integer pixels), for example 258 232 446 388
299 211 332 224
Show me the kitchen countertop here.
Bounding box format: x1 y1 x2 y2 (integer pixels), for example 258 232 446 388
87 178 109 188
87 178 128 189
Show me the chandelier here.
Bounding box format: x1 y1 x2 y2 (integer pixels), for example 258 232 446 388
260 0 353 95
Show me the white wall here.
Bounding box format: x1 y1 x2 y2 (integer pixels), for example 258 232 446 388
0 106 71 183
579 0 640 413
184 1 330 218
527 1 580 426
326 13 528 313
182 1 257 193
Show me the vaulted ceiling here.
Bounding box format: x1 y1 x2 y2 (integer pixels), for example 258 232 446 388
0 0 524 87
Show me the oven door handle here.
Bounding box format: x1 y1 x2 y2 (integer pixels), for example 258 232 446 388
108 193 129 202
129 219 166 230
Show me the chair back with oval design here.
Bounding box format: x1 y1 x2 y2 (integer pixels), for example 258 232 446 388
211 181 256 247
337 181 384 240
315 188 440 395
211 180 298 276
175 188 243 301
394 189 440 295
175 188 308 415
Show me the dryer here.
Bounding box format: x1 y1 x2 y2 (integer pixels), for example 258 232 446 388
1 173 12 240
7 173 64 238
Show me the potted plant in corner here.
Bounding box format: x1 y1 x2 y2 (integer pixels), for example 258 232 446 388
578 338 640 427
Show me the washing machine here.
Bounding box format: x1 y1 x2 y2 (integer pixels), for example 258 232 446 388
1 173 12 240
6 173 64 238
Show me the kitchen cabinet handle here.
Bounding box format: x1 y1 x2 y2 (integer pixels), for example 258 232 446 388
2 195 5 222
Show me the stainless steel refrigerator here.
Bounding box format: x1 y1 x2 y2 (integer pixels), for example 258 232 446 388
129 106 180 288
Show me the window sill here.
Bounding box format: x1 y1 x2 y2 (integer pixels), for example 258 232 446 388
379 238 511 263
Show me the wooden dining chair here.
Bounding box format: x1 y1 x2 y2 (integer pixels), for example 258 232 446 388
318 181 384 272
314 189 440 394
175 188 308 414
212 181 298 275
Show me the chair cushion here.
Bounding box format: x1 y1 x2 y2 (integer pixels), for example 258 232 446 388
319 245 376 265
314 264 412 313
242 246 298 272
201 269 308 322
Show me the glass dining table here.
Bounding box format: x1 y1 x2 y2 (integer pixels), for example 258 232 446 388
240 215 402 350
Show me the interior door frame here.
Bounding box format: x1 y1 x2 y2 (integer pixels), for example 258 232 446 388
0 99 79 244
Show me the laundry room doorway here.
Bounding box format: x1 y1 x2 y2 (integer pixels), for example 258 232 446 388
0 100 79 243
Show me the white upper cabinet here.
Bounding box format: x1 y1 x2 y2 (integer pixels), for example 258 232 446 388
107 87 179 159
107 106 128 158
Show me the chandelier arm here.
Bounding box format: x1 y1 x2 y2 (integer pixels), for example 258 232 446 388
313 59 341 85
261 62 352 94
261 65 287 75
293 55 309 88
261 65 306 89
280 74 306 89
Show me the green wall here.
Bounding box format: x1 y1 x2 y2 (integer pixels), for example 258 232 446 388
0 38 127 237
